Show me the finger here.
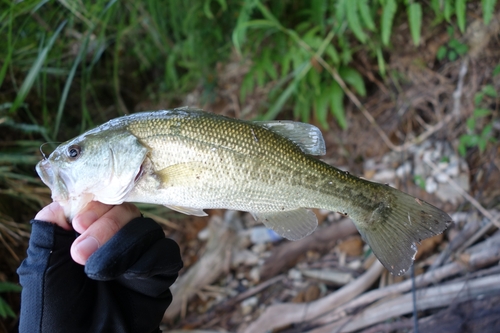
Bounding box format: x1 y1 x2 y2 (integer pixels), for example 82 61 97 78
70 203 141 265
34 202 71 231
72 201 114 234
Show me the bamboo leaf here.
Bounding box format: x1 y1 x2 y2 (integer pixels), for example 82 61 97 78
377 47 386 76
339 66 366 96
315 87 330 129
444 0 453 22
330 82 347 129
358 0 375 31
456 0 467 33
381 0 397 46
408 3 422 46
481 0 496 25
346 0 367 43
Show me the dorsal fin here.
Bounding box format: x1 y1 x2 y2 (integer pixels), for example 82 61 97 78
255 121 326 156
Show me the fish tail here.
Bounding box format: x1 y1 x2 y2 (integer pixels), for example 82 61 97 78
353 186 452 275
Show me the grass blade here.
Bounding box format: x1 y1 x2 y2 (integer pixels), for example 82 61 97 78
9 20 67 115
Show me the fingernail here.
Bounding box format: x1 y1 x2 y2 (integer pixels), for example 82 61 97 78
75 237 99 261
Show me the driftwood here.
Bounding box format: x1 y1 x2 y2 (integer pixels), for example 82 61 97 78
163 212 242 321
242 229 500 333
259 218 358 280
308 274 500 333
242 259 384 333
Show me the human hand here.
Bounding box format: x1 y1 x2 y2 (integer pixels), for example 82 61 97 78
21 201 182 332
35 201 140 265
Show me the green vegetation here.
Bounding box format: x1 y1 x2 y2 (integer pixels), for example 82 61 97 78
458 84 498 156
0 281 22 319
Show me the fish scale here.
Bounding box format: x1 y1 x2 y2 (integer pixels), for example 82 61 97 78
36 108 452 275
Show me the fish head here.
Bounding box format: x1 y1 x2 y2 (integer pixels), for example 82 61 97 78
36 130 148 220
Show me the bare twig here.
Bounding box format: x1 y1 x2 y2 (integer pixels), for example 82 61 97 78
308 274 500 333
243 260 384 333
452 58 469 116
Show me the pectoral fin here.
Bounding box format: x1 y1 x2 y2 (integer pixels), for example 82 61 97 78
251 208 318 241
156 162 205 187
165 205 208 217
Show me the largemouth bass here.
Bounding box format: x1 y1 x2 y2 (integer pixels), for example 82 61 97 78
36 108 451 275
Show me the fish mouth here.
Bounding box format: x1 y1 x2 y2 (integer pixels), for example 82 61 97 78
36 159 69 201
36 159 54 190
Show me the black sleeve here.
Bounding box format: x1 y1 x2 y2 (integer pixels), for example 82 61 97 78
17 217 183 333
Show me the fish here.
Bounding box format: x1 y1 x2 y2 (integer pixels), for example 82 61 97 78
36 107 452 275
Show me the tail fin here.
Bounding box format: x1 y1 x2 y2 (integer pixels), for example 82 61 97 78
355 187 452 276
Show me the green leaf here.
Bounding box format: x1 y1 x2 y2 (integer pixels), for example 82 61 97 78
481 123 493 138
481 0 496 25
448 49 458 61
346 0 367 43
473 108 491 117
413 175 426 190
358 0 376 31
0 297 16 319
493 64 500 76
437 46 447 61
325 44 340 65
482 84 497 97
377 47 386 76
381 0 397 46
456 0 467 33
339 67 366 96
474 92 484 105
466 117 476 130
408 3 422 46
315 87 330 129
0 282 22 293
335 0 347 23
262 80 298 120
444 0 454 22
330 82 347 129
478 137 488 152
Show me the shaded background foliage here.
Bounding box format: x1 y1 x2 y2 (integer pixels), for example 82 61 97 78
0 0 499 330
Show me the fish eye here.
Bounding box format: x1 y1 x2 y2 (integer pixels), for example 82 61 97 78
67 145 81 159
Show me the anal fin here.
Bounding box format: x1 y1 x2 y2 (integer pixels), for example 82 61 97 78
165 205 208 217
251 208 318 241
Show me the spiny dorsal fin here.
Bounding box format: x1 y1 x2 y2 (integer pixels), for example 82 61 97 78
251 208 318 241
255 121 326 156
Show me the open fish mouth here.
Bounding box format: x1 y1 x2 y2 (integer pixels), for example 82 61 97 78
36 159 54 190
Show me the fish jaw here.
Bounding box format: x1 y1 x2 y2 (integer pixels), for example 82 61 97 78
36 159 69 202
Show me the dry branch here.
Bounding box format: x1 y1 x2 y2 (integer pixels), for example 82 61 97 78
311 234 500 328
308 274 500 333
163 212 242 321
259 218 358 280
242 260 384 333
